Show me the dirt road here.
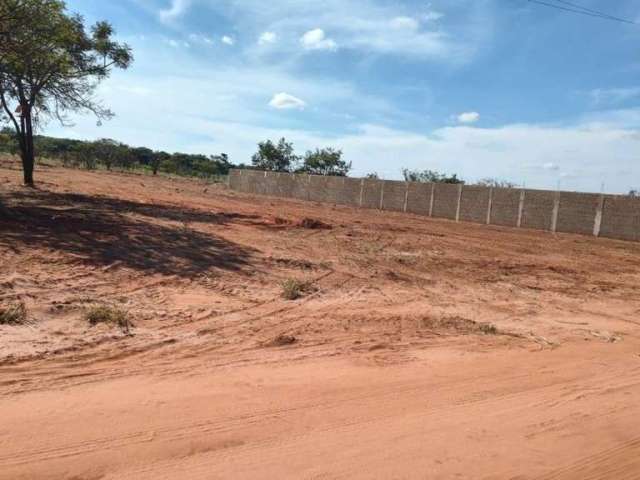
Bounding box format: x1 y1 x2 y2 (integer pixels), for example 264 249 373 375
2 162 640 479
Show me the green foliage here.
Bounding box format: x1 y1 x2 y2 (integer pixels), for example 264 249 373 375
365 172 379 179
402 168 465 184
0 0 133 184
476 178 518 188
251 137 299 172
3 133 233 179
297 148 351 176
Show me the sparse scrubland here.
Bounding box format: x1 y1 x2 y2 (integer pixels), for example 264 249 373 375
2 161 640 479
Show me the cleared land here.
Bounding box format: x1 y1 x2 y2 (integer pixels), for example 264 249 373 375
1 160 640 479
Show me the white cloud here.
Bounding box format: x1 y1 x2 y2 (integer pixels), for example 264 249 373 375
300 28 338 51
390 16 420 31
269 92 307 110
457 111 480 124
221 35 235 45
258 31 277 45
189 33 214 45
159 0 190 23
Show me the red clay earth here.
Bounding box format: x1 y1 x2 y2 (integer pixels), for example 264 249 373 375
1 160 640 479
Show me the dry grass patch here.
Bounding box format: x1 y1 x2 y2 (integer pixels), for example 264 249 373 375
281 278 317 300
0 301 27 325
85 305 131 334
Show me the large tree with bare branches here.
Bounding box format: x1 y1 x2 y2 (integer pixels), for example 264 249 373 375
0 0 132 185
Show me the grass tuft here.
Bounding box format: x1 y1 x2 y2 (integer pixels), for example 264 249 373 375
85 305 131 334
0 302 27 325
281 278 316 300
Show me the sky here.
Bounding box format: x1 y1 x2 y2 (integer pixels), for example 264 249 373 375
45 0 640 193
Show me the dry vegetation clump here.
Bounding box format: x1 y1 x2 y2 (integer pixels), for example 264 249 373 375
0 301 27 325
420 316 500 336
85 305 131 334
281 278 317 300
298 217 331 230
268 334 297 347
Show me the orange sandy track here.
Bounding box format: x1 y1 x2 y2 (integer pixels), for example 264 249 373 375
1 161 640 479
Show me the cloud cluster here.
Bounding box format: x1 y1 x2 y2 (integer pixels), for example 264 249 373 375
300 29 338 51
269 92 307 110
457 112 480 124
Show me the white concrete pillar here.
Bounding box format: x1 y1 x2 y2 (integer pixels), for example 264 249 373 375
486 187 493 225
593 194 605 237
517 190 526 228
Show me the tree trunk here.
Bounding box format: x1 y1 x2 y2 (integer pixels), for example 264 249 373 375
22 106 35 186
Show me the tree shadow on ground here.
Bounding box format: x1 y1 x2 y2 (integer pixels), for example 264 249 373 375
0 189 256 277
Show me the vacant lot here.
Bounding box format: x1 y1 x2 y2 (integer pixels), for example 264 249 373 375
1 161 640 479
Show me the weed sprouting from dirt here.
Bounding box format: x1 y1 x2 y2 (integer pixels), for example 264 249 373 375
85 305 131 334
0 301 27 325
478 322 499 335
281 278 316 300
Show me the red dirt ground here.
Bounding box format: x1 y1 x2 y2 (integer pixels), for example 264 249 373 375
1 161 640 479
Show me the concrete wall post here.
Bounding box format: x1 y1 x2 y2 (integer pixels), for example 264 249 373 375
486 187 494 225
429 183 435 217
455 184 463 222
403 182 410 213
550 191 560 233
593 194 605 237
359 179 365 207
379 180 385 210
517 190 526 228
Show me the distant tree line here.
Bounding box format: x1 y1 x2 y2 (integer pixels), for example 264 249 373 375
0 128 231 178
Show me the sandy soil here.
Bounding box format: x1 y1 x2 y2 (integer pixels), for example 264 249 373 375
1 160 640 479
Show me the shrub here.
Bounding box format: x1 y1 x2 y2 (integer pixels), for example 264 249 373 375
85 305 131 333
0 302 27 325
281 279 317 300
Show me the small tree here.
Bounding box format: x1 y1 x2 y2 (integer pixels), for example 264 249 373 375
364 172 379 179
629 189 638 198
297 147 351 176
402 168 464 184
92 138 122 171
0 0 133 185
251 137 298 172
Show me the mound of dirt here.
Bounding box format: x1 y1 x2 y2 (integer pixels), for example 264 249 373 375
267 334 297 347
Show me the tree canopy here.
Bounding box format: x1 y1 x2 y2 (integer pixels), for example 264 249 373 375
296 148 351 176
402 168 465 184
0 0 133 184
251 138 298 172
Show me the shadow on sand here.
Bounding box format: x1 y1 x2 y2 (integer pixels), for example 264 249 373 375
0 189 256 277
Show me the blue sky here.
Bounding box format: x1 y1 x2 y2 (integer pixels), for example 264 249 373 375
48 0 640 193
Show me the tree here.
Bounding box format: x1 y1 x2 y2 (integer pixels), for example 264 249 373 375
251 137 298 172
297 147 351 176
92 138 122 171
364 172 379 179
0 0 133 185
476 178 518 188
402 168 464 184
629 189 638 198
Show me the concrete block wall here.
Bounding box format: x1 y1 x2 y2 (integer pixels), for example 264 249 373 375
489 188 520 227
227 169 639 242
459 186 491 224
431 184 459 220
521 189 556 231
